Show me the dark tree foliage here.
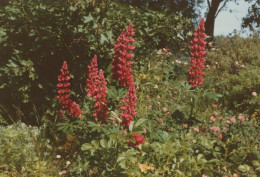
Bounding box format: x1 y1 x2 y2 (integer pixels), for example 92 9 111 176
0 0 194 125
242 0 260 31
118 0 202 19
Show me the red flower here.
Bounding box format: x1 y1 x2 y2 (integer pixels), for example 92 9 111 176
130 134 145 148
86 56 108 123
112 24 135 87
120 82 137 129
189 18 207 87
86 55 98 98
57 61 82 118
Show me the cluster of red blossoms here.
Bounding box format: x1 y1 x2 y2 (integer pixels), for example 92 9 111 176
112 24 145 147
56 24 145 147
129 134 145 148
86 56 108 123
120 82 137 129
189 18 207 87
112 24 135 87
57 61 82 118
120 82 145 148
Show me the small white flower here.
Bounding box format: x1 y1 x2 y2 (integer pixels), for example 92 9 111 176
252 92 257 97
56 155 61 159
66 161 71 165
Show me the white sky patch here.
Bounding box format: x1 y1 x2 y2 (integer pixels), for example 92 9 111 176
202 1 254 37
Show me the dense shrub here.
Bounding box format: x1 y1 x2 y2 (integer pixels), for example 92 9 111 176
204 33 260 114
0 0 194 125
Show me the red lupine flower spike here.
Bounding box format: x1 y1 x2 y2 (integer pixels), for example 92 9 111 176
86 56 108 123
189 18 207 87
112 24 135 87
120 82 137 129
57 61 82 118
86 55 98 97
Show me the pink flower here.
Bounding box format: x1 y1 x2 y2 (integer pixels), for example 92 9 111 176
194 127 199 133
112 24 135 87
210 116 216 122
212 104 218 109
61 170 67 175
189 18 207 87
252 92 257 97
89 169 94 174
231 118 236 123
213 111 218 116
238 115 245 122
183 124 188 129
233 173 238 177
223 175 229 177
223 127 227 131
162 107 167 112
217 133 223 140
210 126 220 132
166 112 171 117
148 105 153 109
202 174 207 177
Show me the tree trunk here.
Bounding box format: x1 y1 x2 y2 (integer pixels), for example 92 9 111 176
205 0 223 39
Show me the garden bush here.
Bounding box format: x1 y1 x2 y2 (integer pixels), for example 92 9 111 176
0 0 193 125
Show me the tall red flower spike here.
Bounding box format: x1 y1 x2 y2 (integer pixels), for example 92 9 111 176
57 61 82 118
189 18 207 87
120 82 137 129
86 55 98 98
86 56 108 123
92 69 109 123
112 24 135 87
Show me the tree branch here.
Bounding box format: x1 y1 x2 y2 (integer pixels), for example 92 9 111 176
215 0 229 18
207 0 211 7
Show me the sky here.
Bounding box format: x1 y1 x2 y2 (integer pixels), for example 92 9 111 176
203 1 253 37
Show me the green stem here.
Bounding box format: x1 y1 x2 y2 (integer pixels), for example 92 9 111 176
189 97 195 120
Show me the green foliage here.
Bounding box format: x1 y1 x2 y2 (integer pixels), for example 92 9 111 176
0 0 194 125
0 122 56 176
205 33 260 114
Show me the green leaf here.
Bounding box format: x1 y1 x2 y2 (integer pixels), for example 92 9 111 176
197 154 204 161
135 118 147 127
129 121 134 132
83 15 94 23
91 140 100 148
81 143 93 151
100 34 108 44
100 139 108 148
238 164 250 173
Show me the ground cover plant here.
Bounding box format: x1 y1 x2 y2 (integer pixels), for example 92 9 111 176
0 1 259 177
